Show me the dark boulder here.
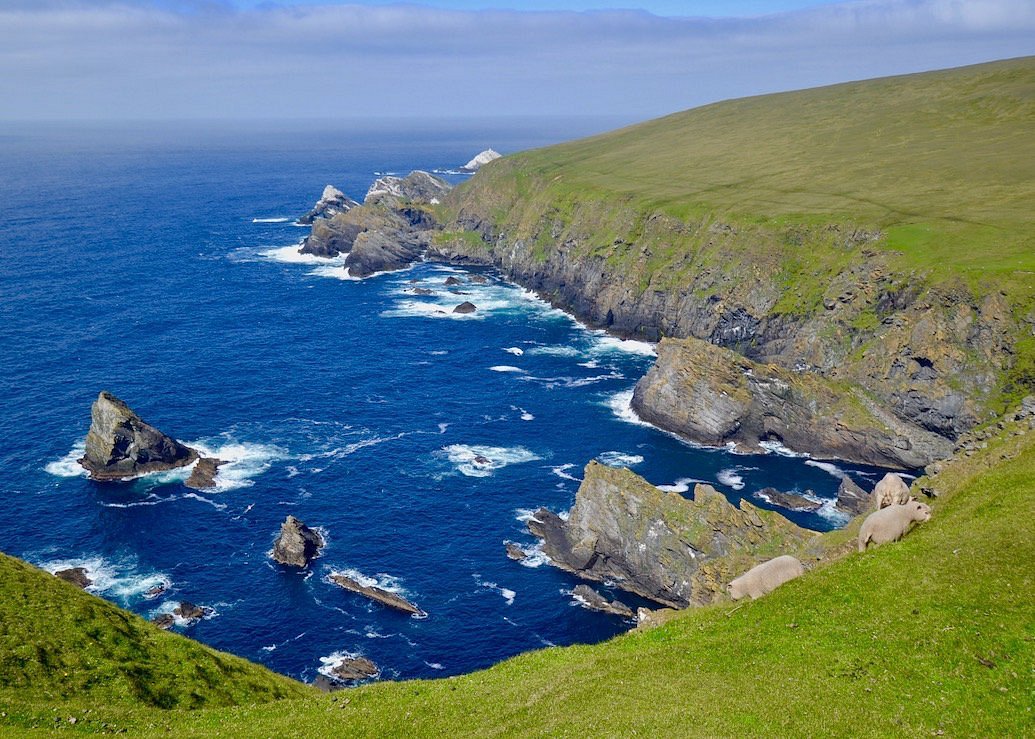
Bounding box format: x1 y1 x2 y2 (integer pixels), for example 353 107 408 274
453 301 477 314
54 567 92 589
272 516 325 568
505 542 528 561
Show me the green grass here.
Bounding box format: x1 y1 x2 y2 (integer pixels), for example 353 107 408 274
2 420 1033 736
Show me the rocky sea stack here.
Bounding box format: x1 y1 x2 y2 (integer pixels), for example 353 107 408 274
529 461 818 608
271 516 325 568
78 392 198 481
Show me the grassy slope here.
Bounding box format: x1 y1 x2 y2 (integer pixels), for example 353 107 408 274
2 421 1032 736
0 554 311 727
471 56 1035 286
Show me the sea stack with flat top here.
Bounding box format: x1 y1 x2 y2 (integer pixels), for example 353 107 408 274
78 391 198 481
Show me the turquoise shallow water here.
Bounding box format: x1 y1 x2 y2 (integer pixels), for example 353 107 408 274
0 119 887 684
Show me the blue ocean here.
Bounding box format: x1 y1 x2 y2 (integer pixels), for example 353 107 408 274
0 119 886 684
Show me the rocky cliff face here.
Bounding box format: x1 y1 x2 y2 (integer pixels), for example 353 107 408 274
430 173 1021 459
298 171 449 276
631 336 953 469
527 461 817 608
297 185 358 225
78 392 197 481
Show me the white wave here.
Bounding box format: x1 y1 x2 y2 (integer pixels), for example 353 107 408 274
597 451 644 467
578 360 601 369
476 577 516 606
815 496 851 525
326 567 407 596
503 347 524 356
519 371 623 389
758 439 809 457
40 556 170 603
425 662 445 670
440 444 541 478
489 365 526 373
514 508 538 523
716 468 746 491
317 651 380 681
252 217 291 223
550 463 581 482
520 410 535 421
605 389 651 427
188 438 289 492
805 459 847 479
151 599 218 627
527 345 582 358
516 541 550 568
299 432 407 462
98 494 169 509
262 645 277 652
656 477 705 493
259 244 347 267
44 442 88 477
588 333 657 357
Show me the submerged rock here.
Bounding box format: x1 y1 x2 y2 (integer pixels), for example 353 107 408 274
184 457 226 490
505 542 528 561
443 276 462 286
298 185 358 225
54 567 92 589
272 516 325 568
78 391 198 481
571 584 634 619
152 613 175 630
753 487 822 512
453 301 477 314
631 337 954 469
173 601 210 622
528 461 817 608
329 573 425 617
411 287 434 296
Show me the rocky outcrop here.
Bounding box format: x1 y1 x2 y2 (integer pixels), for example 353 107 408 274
152 614 175 630
571 584 634 618
453 301 477 314
78 392 198 481
173 601 211 622
835 476 872 517
330 573 425 617
298 185 358 225
630 337 953 469
505 542 528 561
330 656 379 683
271 516 324 568
753 488 822 513
461 149 502 172
185 457 226 490
528 461 817 608
55 567 91 589
298 171 450 275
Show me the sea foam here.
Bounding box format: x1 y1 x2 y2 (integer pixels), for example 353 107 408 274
440 444 541 477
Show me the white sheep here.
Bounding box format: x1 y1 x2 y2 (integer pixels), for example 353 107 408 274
728 555 805 600
872 472 911 509
858 500 932 552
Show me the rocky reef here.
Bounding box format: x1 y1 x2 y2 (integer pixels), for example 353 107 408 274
55 567 92 589
78 392 198 481
271 516 324 568
329 572 425 617
571 584 634 618
630 337 953 469
527 461 818 608
298 171 450 276
185 457 225 490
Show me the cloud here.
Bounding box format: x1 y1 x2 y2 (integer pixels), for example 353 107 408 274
1 0 1033 120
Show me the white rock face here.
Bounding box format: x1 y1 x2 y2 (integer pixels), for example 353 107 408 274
462 149 502 171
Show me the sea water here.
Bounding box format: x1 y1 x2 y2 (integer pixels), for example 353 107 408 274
0 119 888 683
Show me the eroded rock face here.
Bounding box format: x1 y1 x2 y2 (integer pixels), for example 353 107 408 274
271 516 325 568
364 171 450 206
528 461 817 608
298 185 359 225
630 337 953 469
55 567 92 589
835 476 873 517
78 392 198 481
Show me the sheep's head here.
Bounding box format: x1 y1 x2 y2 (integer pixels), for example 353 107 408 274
728 579 745 601
912 501 932 522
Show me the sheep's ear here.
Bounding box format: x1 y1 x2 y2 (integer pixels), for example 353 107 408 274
909 495 917 502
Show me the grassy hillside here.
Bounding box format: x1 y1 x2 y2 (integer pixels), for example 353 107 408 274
0 553 311 725
459 56 1035 288
2 414 1032 735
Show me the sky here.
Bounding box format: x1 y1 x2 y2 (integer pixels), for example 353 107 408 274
2 0 1033 121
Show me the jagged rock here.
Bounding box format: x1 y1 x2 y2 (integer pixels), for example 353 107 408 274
505 542 528 561
527 461 817 608
78 392 198 481
572 584 634 618
331 656 379 682
299 214 365 257
152 614 175 630
298 185 359 225
631 337 954 469
411 287 434 296
461 149 502 172
173 602 210 621
753 488 822 512
330 573 425 617
453 301 477 314
443 276 462 286
344 224 429 278
835 476 873 517
272 516 324 568
364 171 450 206
184 457 226 490
54 567 91 589
469 275 488 284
